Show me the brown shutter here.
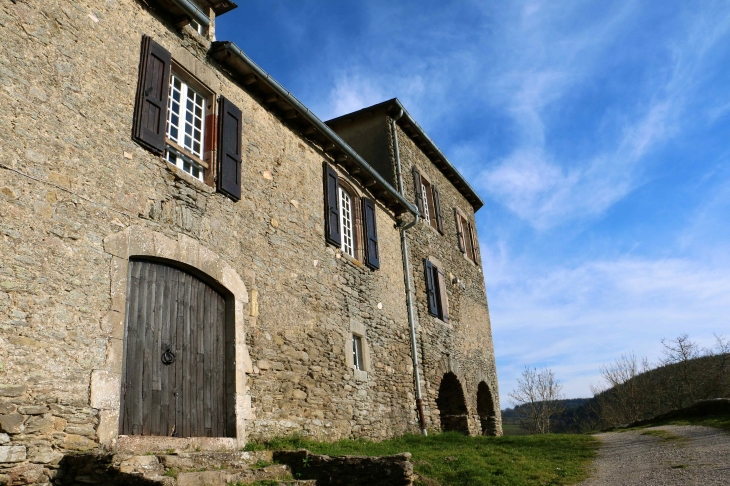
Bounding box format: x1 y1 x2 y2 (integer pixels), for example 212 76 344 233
455 209 466 252
464 218 474 261
425 260 439 317
133 35 171 155
324 163 341 247
363 198 380 270
217 96 242 201
432 186 444 234
436 266 449 322
412 166 424 216
469 222 480 264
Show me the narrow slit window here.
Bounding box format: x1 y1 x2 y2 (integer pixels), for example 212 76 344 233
353 335 363 371
339 186 354 257
166 73 206 181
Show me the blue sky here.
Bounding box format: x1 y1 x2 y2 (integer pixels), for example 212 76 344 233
217 1 730 401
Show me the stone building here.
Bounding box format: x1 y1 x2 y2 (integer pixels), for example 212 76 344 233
0 0 501 480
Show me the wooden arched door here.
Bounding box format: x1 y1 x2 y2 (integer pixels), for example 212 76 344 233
120 259 232 437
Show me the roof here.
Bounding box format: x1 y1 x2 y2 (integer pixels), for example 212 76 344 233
208 42 419 217
153 0 238 23
327 99 485 212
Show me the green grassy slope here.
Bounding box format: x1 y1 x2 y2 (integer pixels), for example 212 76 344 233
247 432 599 486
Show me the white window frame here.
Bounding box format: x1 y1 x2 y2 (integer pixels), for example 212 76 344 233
339 186 355 257
165 72 207 181
189 19 203 35
421 183 431 224
352 335 364 371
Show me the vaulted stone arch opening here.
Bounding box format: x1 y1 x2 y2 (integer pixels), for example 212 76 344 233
436 372 469 434
477 381 498 436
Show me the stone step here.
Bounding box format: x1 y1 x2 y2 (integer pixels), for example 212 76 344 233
109 451 310 486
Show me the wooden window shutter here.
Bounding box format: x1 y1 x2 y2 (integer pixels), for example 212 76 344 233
133 35 171 155
464 217 474 261
436 266 449 322
454 208 466 252
424 260 439 317
469 221 480 264
217 96 243 201
363 198 380 270
412 167 425 216
324 163 341 247
432 186 444 234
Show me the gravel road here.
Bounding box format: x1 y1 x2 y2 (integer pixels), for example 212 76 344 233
578 425 730 485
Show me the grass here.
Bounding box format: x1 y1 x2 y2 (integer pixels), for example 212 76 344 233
639 429 687 443
500 423 531 436
658 414 730 432
246 432 599 486
622 413 730 434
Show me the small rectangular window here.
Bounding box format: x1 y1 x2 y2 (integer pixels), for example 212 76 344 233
189 19 203 35
352 335 364 371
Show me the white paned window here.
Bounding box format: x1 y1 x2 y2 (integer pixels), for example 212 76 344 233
353 335 363 371
166 73 206 181
421 183 431 223
339 187 354 257
189 19 203 34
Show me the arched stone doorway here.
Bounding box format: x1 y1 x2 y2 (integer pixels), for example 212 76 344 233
477 381 498 436
436 372 469 433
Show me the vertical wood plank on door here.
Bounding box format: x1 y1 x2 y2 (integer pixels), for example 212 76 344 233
182 271 193 439
122 261 142 435
141 263 157 436
217 293 227 436
203 286 213 436
175 269 186 438
195 279 206 436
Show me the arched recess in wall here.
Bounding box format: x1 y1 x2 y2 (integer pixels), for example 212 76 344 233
477 381 498 436
436 372 469 434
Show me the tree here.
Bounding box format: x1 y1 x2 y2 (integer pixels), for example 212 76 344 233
590 353 654 426
509 366 565 434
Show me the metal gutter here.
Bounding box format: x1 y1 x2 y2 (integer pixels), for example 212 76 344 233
209 41 419 217
392 109 428 435
169 0 210 28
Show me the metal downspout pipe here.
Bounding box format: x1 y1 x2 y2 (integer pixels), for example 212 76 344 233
392 109 428 436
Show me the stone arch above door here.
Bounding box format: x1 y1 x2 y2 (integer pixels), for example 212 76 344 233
94 226 253 450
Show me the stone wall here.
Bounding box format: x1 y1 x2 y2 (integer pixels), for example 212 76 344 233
0 1 500 482
392 120 502 436
0 0 428 480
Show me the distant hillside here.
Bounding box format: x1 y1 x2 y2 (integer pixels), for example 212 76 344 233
560 354 730 433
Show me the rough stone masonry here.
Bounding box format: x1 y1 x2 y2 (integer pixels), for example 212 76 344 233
0 0 501 483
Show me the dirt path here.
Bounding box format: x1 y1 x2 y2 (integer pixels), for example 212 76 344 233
578 425 730 485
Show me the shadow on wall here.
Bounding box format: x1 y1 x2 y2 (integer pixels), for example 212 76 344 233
436 372 469 434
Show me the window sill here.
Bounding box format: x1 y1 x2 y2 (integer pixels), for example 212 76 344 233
353 369 368 382
427 313 453 329
461 251 479 267
161 158 215 194
335 250 368 273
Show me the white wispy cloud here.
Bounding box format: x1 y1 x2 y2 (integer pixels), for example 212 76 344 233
477 2 730 230
490 251 730 398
